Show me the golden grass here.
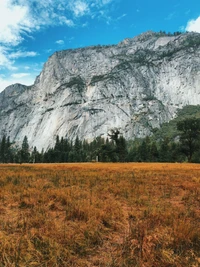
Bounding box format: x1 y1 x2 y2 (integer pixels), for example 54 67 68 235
0 163 199 266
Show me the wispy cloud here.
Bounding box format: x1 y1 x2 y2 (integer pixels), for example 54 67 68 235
102 0 113 4
116 14 127 21
55 40 65 45
59 16 75 27
11 73 31 79
66 37 75 44
185 16 200 33
0 0 29 45
0 0 76 46
0 47 38 70
9 51 39 59
0 46 16 70
69 1 89 17
165 12 176 21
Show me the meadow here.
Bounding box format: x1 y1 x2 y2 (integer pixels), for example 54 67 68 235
0 163 199 267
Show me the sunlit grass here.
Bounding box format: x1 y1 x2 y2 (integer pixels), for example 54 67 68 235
0 163 199 266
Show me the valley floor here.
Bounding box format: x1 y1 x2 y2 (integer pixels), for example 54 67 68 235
0 163 200 266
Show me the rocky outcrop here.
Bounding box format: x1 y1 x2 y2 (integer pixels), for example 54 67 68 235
1 31 200 150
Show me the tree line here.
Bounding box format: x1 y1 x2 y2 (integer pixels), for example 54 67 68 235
1 118 200 163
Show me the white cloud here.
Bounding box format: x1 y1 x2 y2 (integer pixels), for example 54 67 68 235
101 0 113 4
82 22 88 27
186 16 200 33
68 0 115 19
165 12 176 21
69 1 89 17
117 14 127 21
55 40 65 45
11 73 31 79
0 47 38 70
45 48 53 54
9 51 39 59
92 0 113 7
0 0 30 45
0 46 16 70
0 0 75 46
59 16 75 27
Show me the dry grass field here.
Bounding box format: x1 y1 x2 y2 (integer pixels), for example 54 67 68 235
0 163 199 267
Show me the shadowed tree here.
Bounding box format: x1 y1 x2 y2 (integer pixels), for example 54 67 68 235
20 136 30 163
177 118 200 162
108 128 127 162
0 135 6 163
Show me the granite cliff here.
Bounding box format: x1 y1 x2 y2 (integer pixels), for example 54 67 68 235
0 31 200 150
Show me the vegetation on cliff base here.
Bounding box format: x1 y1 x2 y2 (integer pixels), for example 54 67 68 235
1 106 200 163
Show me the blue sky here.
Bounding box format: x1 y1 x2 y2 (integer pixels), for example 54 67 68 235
0 0 200 92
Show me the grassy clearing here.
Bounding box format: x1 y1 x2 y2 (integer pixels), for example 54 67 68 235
0 163 199 266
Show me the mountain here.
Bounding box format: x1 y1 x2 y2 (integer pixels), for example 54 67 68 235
1 31 200 150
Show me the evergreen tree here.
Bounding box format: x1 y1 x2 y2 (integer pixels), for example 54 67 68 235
150 141 159 162
20 136 30 163
116 136 128 162
100 139 114 162
0 135 6 163
74 136 82 162
159 138 171 162
54 135 62 162
137 137 151 162
31 146 41 163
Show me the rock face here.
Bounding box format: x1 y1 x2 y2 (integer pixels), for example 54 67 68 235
1 31 200 150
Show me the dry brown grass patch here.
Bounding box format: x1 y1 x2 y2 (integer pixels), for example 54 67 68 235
0 163 199 266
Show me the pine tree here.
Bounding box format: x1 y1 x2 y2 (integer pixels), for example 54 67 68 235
116 136 128 162
74 136 82 162
0 135 6 163
20 136 30 163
